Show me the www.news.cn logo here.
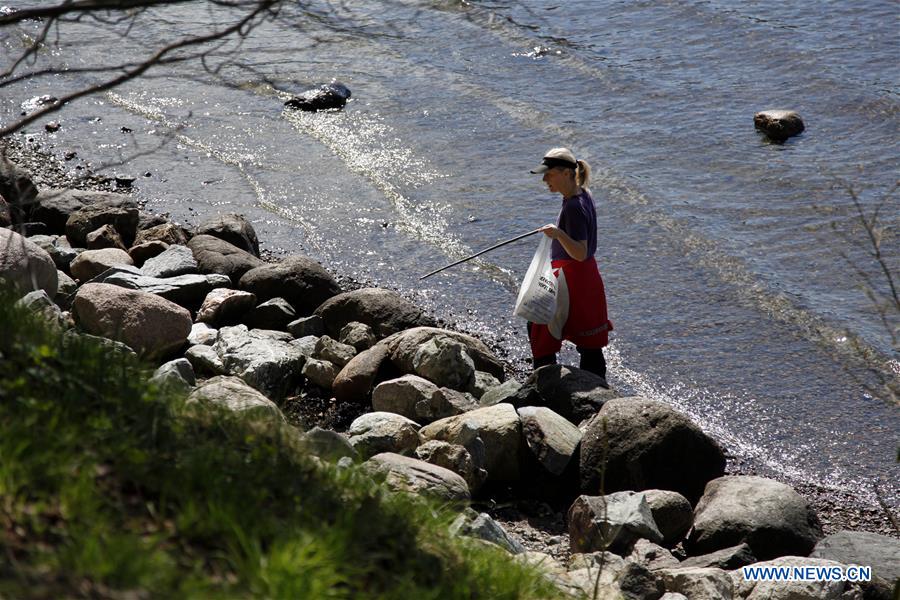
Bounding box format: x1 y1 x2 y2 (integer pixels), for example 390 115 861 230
741 565 872 582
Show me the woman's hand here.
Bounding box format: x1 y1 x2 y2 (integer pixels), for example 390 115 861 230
539 224 561 239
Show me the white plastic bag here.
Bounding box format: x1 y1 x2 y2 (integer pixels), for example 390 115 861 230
514 235 558 324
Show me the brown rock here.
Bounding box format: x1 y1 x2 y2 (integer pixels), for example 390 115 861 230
332 343 393 404
70 248 134 282
86 224 127 251
128 241 169 267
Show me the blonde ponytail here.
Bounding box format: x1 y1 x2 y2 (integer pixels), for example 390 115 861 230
575 159 591 188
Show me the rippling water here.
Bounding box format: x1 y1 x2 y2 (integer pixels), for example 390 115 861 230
2 0 898 508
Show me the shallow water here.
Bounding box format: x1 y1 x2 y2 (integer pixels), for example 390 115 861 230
1 0 897 508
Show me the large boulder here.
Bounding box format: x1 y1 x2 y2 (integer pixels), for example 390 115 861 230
753 110 805 142
382 327 505 380
0 228 58 296
372 375 477 423
810 530 899 587
140 244 198 278
419 403 521 484
70 248 134 281
239 256 340 316
30 188 112 234
211 325 307 399
195 213 259 257
72 283 191 359
187 234 263 281
363 452 469 502
568 492 664 554
687 476 823 560
580 397 725 503
65 195 139 247
347 412 421 460
314 288 435 339
187 376 284 422
510 364 617 423
100 269 230 310
517 406 581 477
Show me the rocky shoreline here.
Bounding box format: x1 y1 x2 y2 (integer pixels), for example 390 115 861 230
2 134 897 599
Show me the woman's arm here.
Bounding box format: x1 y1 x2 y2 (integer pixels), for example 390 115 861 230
539 224 588 261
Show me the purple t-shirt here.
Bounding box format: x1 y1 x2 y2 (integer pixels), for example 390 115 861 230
551 190 597 260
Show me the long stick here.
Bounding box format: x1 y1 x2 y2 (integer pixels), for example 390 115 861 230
420 227 543 280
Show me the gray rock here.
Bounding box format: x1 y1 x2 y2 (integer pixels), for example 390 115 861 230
62 329 136 357
239 256 340 316
30 188 114 234
641 490 693 547
137 211 169 231
135 222 190 246
480 379 523 407
65 195 139 247
314 335 356 368
187 375 284 422
128 240 169 267
517 405 582 476
149 358 195 394
196 288 256 326
419 403 521 484
212 324 306 398
187 322 218 346
810 530 899 584
245 297 296 331
0 157 37 210
372 375 477 424
580 397 725 503
314 287 434 338
55 270 77 302
184 343 226 375
26 234 78 271
332 344 391 404
415 439 485 493
72 283 191 359
658 567 733 600
69 248 133 281
102 270 230 310
753 109 805 142
449 511 525 554
284 81 352 112
85 224 126 251
568 491 665 554
412 335 476 391
729 556 856 600
339 321 376 351
348 412 421 460
511 364 616 424
681 543 756 570
287 315 324 338
0 195 9 228
291 335 319 358
140 244 198 278
301 357 339 390
195 213 259 257
470 370 501 399
188 234 263 281
383 326 505 380
16 289 65 328
302 427 358 462
628 539 681 571
0 228 58 296
688 476 823 561
364 452 470 502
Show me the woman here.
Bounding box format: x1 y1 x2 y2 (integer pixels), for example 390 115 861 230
528 147 613 379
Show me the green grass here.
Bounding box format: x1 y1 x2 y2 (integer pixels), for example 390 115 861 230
0 289 564 599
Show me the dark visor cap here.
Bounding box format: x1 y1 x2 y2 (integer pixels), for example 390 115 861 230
530 156 577 174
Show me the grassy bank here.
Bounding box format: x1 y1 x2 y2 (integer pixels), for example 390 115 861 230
0 289 560 599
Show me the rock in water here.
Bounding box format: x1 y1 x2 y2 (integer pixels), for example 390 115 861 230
753 110 804 142
284 81 352 112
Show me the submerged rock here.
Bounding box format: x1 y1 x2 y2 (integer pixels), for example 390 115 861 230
753 110 805 142
284 81 352 112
